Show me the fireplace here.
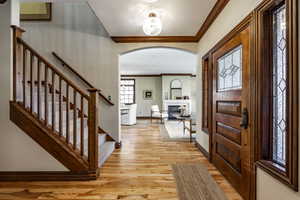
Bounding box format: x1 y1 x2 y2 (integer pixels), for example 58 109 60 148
168 105 181 120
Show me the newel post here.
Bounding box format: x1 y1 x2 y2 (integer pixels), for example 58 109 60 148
11 25 25 102
88 88 99 170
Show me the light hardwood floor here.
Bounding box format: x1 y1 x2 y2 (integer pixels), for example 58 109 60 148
0 120 242 200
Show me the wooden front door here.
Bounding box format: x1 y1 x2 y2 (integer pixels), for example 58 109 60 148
212 25 251 200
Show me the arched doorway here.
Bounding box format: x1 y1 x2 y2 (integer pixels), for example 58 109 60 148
119 47 197 141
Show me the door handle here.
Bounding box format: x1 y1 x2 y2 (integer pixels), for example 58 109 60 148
240 108 249 129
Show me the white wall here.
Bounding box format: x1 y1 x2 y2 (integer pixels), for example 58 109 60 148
196 0 300 199
0 0 67 171
21 2 120 142
123 77 162 117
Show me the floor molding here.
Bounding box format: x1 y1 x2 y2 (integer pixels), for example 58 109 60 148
195 142 210 160
137 116 151 120
0 170 99 181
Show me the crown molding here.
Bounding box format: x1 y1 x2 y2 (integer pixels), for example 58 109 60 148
121 73 196 77
111 0 230 43
194 0 230 41
111 36 197 43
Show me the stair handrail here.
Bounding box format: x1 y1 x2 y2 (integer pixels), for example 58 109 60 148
18 39 89 99
52 52 115 106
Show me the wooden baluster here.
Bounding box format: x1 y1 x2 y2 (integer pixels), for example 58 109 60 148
59 78 62 136
30 52 34 113
80 96 84 156
52 71 56 131
73 90 77 149
88 89 99 170
12 35 17 102
37 60 41 119
23 47 26 107
44 65 48 125
12 26 25 102
66 84 70 143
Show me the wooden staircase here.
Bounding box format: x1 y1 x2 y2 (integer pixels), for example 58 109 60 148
8 26 115 180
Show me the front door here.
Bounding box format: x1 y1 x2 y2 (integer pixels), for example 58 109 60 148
212 25 251 199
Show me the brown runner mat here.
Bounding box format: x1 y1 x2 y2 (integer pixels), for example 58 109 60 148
172 164 228 200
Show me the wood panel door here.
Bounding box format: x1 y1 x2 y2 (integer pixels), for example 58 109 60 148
212 25 251 200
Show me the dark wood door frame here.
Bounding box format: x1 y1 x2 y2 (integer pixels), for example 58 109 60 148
201 53 213 162
203 14 256 200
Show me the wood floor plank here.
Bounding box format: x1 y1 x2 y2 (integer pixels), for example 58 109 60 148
0 120 242 200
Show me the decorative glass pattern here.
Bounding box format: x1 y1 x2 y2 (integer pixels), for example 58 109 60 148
120 79 135 104
272 5 287 166
217 45 242 91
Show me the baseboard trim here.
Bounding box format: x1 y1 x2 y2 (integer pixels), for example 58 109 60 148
0 170 99 181
195 142 210 160
137 117 151 120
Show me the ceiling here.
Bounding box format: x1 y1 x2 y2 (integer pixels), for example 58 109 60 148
88 0 217 36
119 48 197 75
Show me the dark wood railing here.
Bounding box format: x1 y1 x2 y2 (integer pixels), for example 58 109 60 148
11 26 99 170
52 52 114 106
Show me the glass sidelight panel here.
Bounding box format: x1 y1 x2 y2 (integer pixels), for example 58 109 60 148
217 45 242 92
272 4 287 166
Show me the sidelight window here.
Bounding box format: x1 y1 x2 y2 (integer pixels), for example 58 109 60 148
256 0 298 190
272 4 287 166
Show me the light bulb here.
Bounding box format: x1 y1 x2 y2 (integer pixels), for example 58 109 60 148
143 12 162 36
144 0 158 3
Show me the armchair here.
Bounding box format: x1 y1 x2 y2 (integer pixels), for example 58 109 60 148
151 105 168 124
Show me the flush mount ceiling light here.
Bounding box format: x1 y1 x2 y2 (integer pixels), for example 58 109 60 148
144 0 158 3
143 12 162 36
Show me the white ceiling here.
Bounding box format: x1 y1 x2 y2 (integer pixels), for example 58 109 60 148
88 0 217 36
120 48 197 75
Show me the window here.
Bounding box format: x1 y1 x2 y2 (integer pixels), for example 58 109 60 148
120 79 135 104
272 5 287 166
256 0 298 190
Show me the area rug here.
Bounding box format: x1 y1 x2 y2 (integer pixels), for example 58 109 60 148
159 124 190 142
163 120 196 140
172 163 228 200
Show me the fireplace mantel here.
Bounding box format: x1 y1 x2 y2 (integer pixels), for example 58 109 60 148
163 100 192 115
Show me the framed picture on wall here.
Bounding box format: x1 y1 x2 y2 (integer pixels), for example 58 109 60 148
143 90 153 100
20 2 52 21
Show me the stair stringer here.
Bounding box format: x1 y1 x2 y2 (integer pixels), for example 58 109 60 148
10 101 89 172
